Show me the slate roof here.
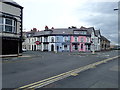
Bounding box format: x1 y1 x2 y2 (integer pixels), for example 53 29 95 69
95 30 101 36
80 26 95 35
32 27 103 38
34 27 95 36
51 28 74 35
0 0 23 8
101 36 110 42
33 31 45 36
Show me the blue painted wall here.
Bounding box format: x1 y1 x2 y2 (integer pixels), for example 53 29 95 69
55 35 71 52
55 36 63 52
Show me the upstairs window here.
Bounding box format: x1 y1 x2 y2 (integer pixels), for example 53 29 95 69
74 31 79 34
74 36 78 42
56 37 59 42
80 31 87 35
0 17 3 32
64 36 68 42
87 37 89 43
51 37 54 42
44 37 48 42
0 18 3 24
0 17 17 33
81 37 84 42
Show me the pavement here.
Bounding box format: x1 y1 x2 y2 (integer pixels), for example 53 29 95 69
2 50 119 88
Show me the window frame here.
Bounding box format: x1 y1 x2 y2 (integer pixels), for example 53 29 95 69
81 37 84 42
0 17 17 33
51 37 54 42
74 36 78 42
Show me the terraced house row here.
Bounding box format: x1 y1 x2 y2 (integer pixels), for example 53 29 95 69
22 26 110 52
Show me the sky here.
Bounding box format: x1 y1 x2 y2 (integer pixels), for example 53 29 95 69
14 0 119 45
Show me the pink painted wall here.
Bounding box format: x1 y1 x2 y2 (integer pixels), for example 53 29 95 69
78 36 87 51
71 36 74 42
70 36 74 52
70 36 87 52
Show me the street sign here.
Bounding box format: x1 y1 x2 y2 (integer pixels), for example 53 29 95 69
35 41 41 45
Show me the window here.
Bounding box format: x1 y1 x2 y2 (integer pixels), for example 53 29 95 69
38 37 41 42
83 31 87 34
87 37 89 43
51 37 54 42
80 31 87 35
57 37 59 42
44 44 48 50
64 37 67 42
81 37 84 42
5 25 12 32
74 31 79 34
28 34 31 37
0 17 3 24
5 19 12 25
74 37 78 42
0 25 3 32
29 39 30 43
0 17 3 32
92 38 94 42
44 37 48 42
0 17 17 33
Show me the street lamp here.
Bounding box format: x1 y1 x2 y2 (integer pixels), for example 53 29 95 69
91 39 95 54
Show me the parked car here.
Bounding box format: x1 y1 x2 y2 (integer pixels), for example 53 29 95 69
22 49 27 52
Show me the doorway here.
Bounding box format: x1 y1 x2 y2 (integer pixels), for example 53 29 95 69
57 46 59 51
51 44 54 51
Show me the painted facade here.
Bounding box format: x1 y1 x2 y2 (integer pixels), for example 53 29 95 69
62 36 70 52
55 36 63 52
23 26 110 52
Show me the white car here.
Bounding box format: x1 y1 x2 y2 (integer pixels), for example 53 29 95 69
22 49 27 52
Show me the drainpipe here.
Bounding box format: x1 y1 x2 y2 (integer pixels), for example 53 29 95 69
92 38 95 54
18 40 19 56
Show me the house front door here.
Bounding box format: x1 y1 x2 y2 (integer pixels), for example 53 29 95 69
51 44 54 51
57 46 59 51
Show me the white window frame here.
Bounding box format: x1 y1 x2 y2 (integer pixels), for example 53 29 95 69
81 37 84 42
0 17 17 33
74 36 78 42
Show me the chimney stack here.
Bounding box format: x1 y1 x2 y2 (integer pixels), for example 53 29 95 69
45 26 49 30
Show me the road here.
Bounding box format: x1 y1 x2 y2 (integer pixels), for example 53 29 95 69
2 50 119 88
44 58 118 88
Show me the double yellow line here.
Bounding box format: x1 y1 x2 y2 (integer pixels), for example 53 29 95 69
15 55 119 89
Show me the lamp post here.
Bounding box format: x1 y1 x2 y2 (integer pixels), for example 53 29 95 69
114 9 119 11
91 38 95 54
92 44 95 54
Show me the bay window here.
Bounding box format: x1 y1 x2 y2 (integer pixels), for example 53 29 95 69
0 17 17 33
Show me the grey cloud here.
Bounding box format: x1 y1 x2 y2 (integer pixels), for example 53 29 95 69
77 2 118 14
75 2 118 44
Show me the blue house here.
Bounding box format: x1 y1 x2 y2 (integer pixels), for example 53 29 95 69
55 36 63 52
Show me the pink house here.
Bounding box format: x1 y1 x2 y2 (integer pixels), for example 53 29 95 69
78 36 87 51
70 36 87 52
